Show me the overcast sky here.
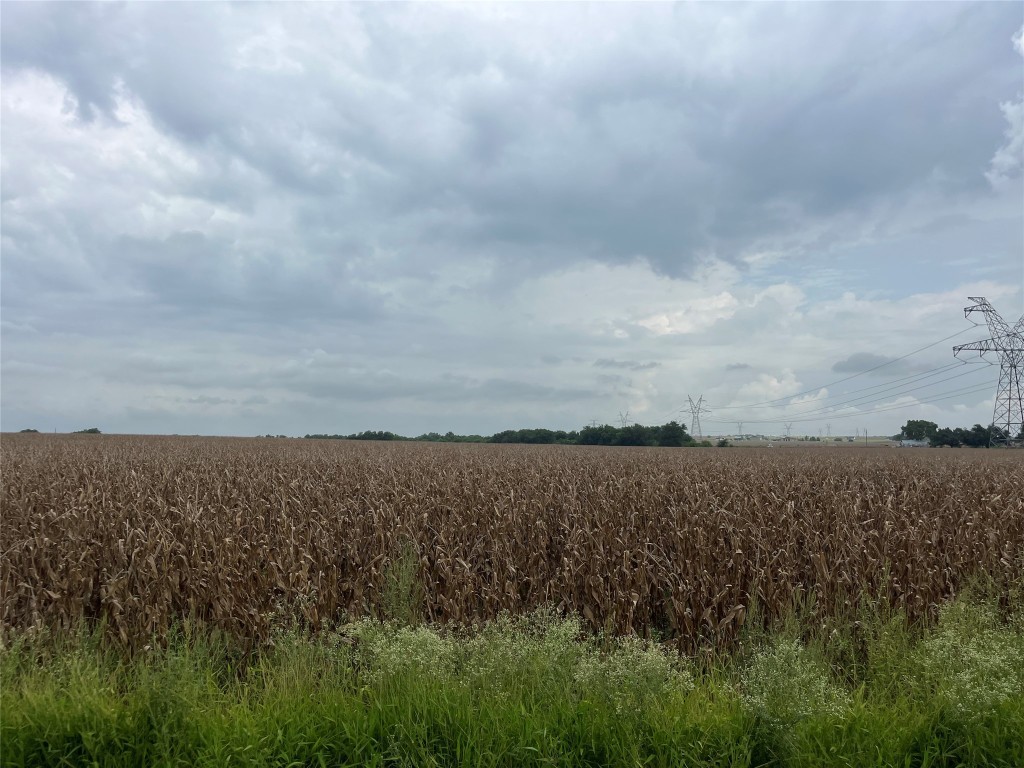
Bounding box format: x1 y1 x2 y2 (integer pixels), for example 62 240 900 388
2 3 1022 438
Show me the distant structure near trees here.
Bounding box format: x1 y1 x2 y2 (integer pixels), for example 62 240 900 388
953 297 1023 447
892 419 1007 448
686 395 710 439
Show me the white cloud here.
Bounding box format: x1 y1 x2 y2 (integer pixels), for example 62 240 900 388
987 98 1023 188
636 293 740 336
986 24 1024 189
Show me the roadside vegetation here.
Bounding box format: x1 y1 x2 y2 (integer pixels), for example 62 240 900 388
2 436 1020 766
3 592 1022 767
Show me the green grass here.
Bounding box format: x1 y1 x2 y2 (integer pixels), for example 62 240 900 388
2 599 1022 767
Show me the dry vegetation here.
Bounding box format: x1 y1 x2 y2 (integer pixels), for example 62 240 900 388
2 434 1021 652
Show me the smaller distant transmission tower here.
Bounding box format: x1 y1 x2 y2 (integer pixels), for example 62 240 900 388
784 423 793 440
687 395 710 439
618 410 631 428
954 297 1024 447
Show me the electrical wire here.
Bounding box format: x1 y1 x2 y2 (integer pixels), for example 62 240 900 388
707 327 973 410
762 383 994 425
704 380 995 426
722 364 989 422
709 361 965 410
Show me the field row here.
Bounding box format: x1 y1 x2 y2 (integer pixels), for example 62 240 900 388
2 435 1021 650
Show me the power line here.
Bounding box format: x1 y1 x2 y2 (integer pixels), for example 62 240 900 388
747 365 987 421
712 328 972 410
706 381 994 425
711 361 964 410
706 383 991 425
783 383 994 424
706 365 989 424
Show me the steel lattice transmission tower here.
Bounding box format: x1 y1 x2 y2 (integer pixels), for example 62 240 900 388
953 297 1024 447
686 395 710 439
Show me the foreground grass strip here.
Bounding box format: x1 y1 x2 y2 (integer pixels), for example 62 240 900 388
3 600 1023 767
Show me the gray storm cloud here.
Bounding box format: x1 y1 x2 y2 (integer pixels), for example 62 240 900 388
1 3 1021 436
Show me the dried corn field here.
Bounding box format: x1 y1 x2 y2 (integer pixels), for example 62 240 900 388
2 434 1021 652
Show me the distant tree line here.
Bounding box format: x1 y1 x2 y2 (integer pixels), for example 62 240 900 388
304 421 709 447
929 424 1015 448
893 419 1017 447
16 428 95 434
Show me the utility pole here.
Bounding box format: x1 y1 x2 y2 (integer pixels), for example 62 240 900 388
784 423 793 440
589 420 599 428
826 423 832 439
954 297 1024 447
736 421 743 438
687 395 711 440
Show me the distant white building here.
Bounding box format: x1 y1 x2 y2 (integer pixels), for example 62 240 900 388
898 439 929 448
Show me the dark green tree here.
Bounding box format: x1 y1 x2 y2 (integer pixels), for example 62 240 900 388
930 427 961 447
615 424 656 446
899 420 938 441
578 424 619 445
657 421 689 447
